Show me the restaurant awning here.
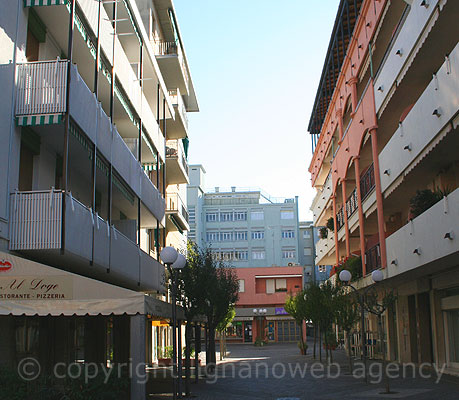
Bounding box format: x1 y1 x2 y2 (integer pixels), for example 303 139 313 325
0 251 182 319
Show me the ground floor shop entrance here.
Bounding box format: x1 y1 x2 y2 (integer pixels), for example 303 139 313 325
277 320 300 342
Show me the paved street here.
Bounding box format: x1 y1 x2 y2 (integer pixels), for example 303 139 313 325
149 341 459 400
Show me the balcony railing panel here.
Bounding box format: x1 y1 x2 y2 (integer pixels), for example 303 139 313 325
360 163 375 201
166 139 189 176
346 188 358 219
336 207 345 231
365 243 381 274
9 190 63 250
166 192 189 224
168 89 189 130
16 60 68 115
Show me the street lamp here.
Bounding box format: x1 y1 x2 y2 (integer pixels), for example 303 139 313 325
338 269 383 383
160 247 185 400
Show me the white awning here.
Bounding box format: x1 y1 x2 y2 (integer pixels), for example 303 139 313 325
0 251 178 318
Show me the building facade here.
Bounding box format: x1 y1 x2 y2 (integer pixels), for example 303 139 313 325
0 0 197 396
187 167 304 343
308 0 459 373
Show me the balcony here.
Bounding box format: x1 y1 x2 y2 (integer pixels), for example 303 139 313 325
315 233 335 266
167 89 189 139
360 164 375 201
311 172 333 225
385 187 459 278
9 190 165 293
154 40 190 95
365 243 382 274
379 41 459 195
166 193 189 232
374 0 444 114
14 61 165 222
165 139 189 185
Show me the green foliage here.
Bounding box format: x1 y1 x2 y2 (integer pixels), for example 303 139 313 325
409 189 446 219
365 289 397 316
254 337 266 347
183 346 195 358
217 307 236 333
326 217 334 232
304 282 339 335
160 345 174 359
319 227 328 239
334 289 360 333
336 256 362 282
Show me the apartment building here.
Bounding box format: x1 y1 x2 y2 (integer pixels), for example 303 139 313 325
0 0 197 396
187 166 304 343
309 0 458 373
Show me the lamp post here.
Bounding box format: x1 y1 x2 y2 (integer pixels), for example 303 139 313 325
338 269 383 383
253 308 267 343
160 247 186 400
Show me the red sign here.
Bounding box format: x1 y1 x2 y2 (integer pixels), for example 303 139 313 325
0 260 12 272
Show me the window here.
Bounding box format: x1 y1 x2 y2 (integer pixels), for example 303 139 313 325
206 212 218 222
303 230 311 239
281 210 294 219
282 230 295 239
250 211 264 220
251 231 264 240
318 265 327 273
220 211 234 222
304 247 312 256
188 206 196 224
221 251 234 261
206 231 219 242
252 250 265 260
282 249 296 259
234 231 248 241
266 279 275 294
238 279 245 293
235 211 247 221
235 250 248 260
275 278 287 292
220 232 233 241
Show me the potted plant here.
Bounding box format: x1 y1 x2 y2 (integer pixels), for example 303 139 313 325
326 217 334 232
158 346 174 366
298 340 308 355
182 346 200 366
409 188 450 219
319 227 328 239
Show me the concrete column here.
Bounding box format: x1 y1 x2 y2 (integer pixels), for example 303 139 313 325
130 315 146 400
369 127 387 268
348 76 358 115
336 108 344 141
341 182 350 257
332 195 339 266
353 157 367 275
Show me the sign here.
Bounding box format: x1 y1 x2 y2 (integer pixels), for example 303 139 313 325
275 307 288 315
0 260 13 272
0 276 73 300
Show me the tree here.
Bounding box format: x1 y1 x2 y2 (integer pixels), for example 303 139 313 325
217 307 235 360
335 289 360 373
284 290 308 354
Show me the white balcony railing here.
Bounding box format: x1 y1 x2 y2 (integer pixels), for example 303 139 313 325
312 171 332 225
166 192 189 225
16 60 68 115
154 39 190 90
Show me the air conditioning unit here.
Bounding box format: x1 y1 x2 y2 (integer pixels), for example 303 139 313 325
287 262 300 266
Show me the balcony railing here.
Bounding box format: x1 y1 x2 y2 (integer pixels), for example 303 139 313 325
166 139 188 176
154 40 189 89
360 163 375 200
346 187 358 219
168 88 188 130
16 60 68 116
365 243 381 274
336 206 345 231
166 193 189 224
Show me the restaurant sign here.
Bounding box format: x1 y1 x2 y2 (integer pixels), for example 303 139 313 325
275 307 288 315
0 276 73 300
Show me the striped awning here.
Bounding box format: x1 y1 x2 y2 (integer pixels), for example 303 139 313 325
24 0 68 6
17 113 64 126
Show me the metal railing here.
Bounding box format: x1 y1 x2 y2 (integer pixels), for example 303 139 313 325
154 40 189 89
336 206 345 231
365 243 381 274
346 187 358 219
166 192 189 224
16 60 68 115
168 89 188 130
9 190 63 250
360 163 375 200
165 139 188 176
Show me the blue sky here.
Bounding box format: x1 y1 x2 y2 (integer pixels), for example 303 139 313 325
174 0 339 219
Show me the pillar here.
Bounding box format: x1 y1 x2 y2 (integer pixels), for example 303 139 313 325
332 195 339 266
348 76 358 115
369 127 387 268
336 108 344 141
353 157 367 275
130 315 146 400
341 182 350 257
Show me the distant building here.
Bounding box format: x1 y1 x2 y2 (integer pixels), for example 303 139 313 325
187 166 304 343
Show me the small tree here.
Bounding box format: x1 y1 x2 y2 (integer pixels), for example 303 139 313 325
304 284 323 360
217 307 235 360
285 290 309 354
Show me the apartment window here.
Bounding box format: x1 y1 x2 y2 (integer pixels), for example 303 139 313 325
235 250 248 260
206 231 219 242
318 265 327 273
303 230 311 239
304 248 312 256
251 211 264 220
221 251 233 261
275 278 287 292
266 279 275 294
234 231 248 241
282 230 295 239
251 231 265 240
238 279 245 293
188 206 196 224
235 211 247 221
282 249 296 259
252 250 265 260
206 212 218 222
281 210 294 220
220 211 234 222
220 232 233 241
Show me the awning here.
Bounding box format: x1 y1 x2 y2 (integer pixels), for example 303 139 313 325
16 113 64 126
24 0 68 6
0 251 182 318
